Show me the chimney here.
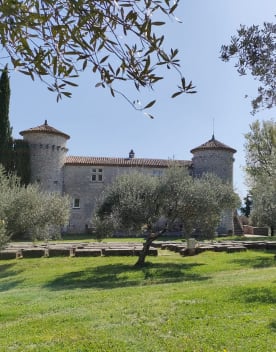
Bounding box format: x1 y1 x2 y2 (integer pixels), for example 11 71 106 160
129 149 135 159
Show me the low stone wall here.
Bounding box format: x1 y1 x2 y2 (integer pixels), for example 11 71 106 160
0 243 157 259
21 248 45 258
243 225 269 236
0 250 20 260
1 239 276 260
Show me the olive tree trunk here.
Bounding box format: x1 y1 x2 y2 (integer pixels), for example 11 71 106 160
134 229 166 267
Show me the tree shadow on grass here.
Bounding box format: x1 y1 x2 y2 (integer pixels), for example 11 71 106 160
44 262 209 291
230 255 276 269
231 287 276 305
0 263 24 292
269 320 276 332
0 264 15 278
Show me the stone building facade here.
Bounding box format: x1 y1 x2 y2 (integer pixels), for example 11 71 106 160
20 121 236 234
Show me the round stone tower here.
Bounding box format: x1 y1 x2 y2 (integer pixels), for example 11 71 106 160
190 135 237 234
190 134 236 185
20 120 70 193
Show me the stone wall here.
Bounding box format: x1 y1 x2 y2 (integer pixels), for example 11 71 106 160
63 165 166 233
243 225 269 236
192 149 234 184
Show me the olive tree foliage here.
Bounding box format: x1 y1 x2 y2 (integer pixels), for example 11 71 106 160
0 166 70 248
0 0 195 113
178 173 239 238
244 119 276 233
0 220 6 249
160 168 239 238
221 21 276 114
244 119 276 181
94 171 162 237
0 165 18 248
250 176 276 235
94 167 239 266
5 185 71 242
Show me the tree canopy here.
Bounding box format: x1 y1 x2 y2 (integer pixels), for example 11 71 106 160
0 0 195 111
221 21 276 114
244 119 276 181
0 166 70 248
250 175 276 235
95 167 239 266
244 119 276 234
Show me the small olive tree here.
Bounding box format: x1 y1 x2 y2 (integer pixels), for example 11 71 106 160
250 176 276 235
244 119 276 181
0 219 7 249
0 166 70 248
5 185 70 242
244 120 276 233
0 165 20 248
95 167 239 266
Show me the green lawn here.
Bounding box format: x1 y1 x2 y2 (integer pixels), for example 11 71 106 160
0 249 276 351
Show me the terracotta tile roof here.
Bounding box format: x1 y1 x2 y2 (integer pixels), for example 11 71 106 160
20 120 70 140
65 156 191 168
190 135 236 153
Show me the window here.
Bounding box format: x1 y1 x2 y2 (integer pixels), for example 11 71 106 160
152 169 163 177
91 168 103 182
73 198 80 208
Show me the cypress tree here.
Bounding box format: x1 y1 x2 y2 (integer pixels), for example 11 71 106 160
0 65 13 171
13 139 30 185
0 66 30 184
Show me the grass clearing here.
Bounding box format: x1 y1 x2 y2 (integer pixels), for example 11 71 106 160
0 249 276 351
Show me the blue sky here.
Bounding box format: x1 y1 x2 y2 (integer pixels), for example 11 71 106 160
8 0 276 200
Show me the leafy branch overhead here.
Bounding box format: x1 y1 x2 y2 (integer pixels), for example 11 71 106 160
221 21 276 114
0 0 195 112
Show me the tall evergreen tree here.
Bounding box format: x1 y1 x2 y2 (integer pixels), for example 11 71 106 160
0 65 13 171
240 194 252 218
13 139 30 185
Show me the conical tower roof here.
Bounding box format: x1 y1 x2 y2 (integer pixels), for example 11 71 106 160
190 135 236 154
20 120 70 140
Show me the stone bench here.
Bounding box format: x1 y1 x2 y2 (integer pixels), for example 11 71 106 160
133 247 158 256
214 245 229 252
195 246 215 253
242 242 267 250
160 243 181 251
226 246 247 253
103 248 135 256
75 249 102 257
0 250 20 260
21 248 46 258
265 242 276 250
48 248 72 257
